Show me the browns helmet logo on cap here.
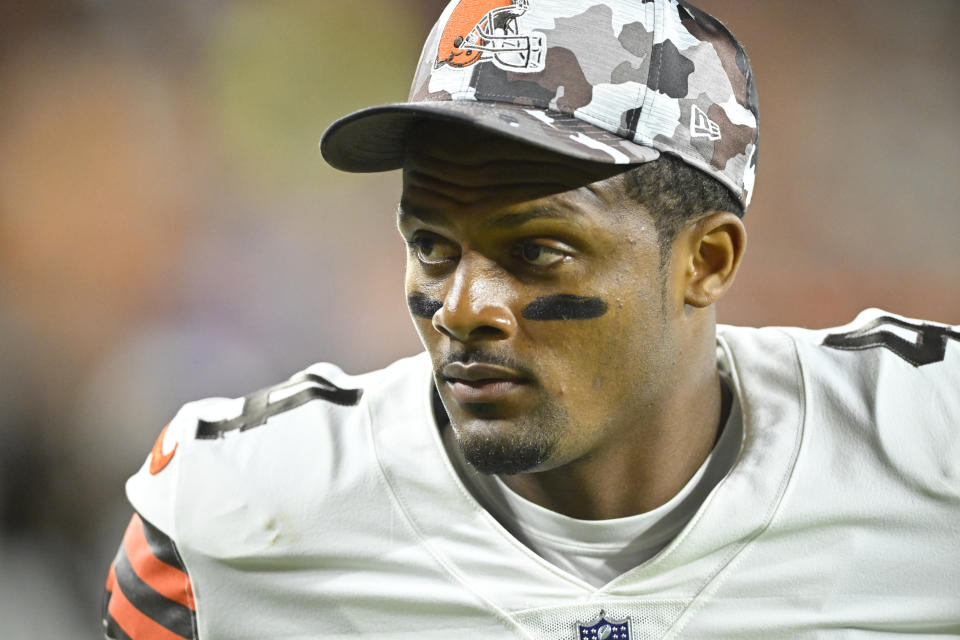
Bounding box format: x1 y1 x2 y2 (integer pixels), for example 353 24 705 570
436 0 546 72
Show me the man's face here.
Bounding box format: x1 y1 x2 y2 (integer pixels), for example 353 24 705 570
399 124 680 476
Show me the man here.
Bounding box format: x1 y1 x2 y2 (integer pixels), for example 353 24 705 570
102 1 960 638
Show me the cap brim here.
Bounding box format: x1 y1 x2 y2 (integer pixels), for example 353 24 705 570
320 101 660 173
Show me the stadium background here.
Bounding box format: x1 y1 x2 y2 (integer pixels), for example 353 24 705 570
1 1 957 636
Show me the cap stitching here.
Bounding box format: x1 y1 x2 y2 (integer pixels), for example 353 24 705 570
636 0 663 149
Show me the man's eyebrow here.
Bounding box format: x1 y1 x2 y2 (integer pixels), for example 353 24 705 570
397 203 574 228
397 202 424 224
397 204 436 225
481 205 573 229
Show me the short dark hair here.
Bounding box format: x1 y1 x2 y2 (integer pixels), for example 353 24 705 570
623 154 744 266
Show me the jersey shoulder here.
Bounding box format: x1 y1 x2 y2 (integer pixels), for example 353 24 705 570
777 308 960 403
722 309 960 498
721 307 960 390
124 353 431 542
782 307 960 367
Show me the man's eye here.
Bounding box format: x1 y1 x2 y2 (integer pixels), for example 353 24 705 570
410 235 458 265
515 242 567 267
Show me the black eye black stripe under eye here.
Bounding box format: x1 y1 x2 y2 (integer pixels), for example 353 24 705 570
522 295 608 321
406 293 609 321
407 293 443 319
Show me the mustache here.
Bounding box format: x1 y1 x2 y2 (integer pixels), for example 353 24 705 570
437 350 536 378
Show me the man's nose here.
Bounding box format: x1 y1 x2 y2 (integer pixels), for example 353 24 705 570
432 255 516 343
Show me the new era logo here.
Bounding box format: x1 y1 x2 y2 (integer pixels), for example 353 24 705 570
690 105 722 141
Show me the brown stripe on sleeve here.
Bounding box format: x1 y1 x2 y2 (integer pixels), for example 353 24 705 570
124 515 196 611
138 514 190 574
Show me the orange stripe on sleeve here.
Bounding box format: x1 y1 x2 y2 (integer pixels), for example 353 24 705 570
123 515 196 611
108 578 192 640
106 561 118 592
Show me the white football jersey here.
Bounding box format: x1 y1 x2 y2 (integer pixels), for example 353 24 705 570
103 309 960 639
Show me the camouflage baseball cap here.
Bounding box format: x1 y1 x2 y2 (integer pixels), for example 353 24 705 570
321 0 759 208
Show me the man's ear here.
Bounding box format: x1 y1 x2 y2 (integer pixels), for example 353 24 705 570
679 212 747 308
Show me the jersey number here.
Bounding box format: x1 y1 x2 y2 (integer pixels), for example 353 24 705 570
196 373 362 439
823 316 960 367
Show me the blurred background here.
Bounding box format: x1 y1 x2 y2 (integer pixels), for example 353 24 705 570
0 0 957 636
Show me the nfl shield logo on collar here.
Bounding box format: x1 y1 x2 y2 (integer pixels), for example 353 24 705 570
576 610 632 640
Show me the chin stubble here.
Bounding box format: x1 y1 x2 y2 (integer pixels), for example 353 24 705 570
452 401 569 476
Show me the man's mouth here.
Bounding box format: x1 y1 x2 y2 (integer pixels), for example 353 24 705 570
440 361 529 403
